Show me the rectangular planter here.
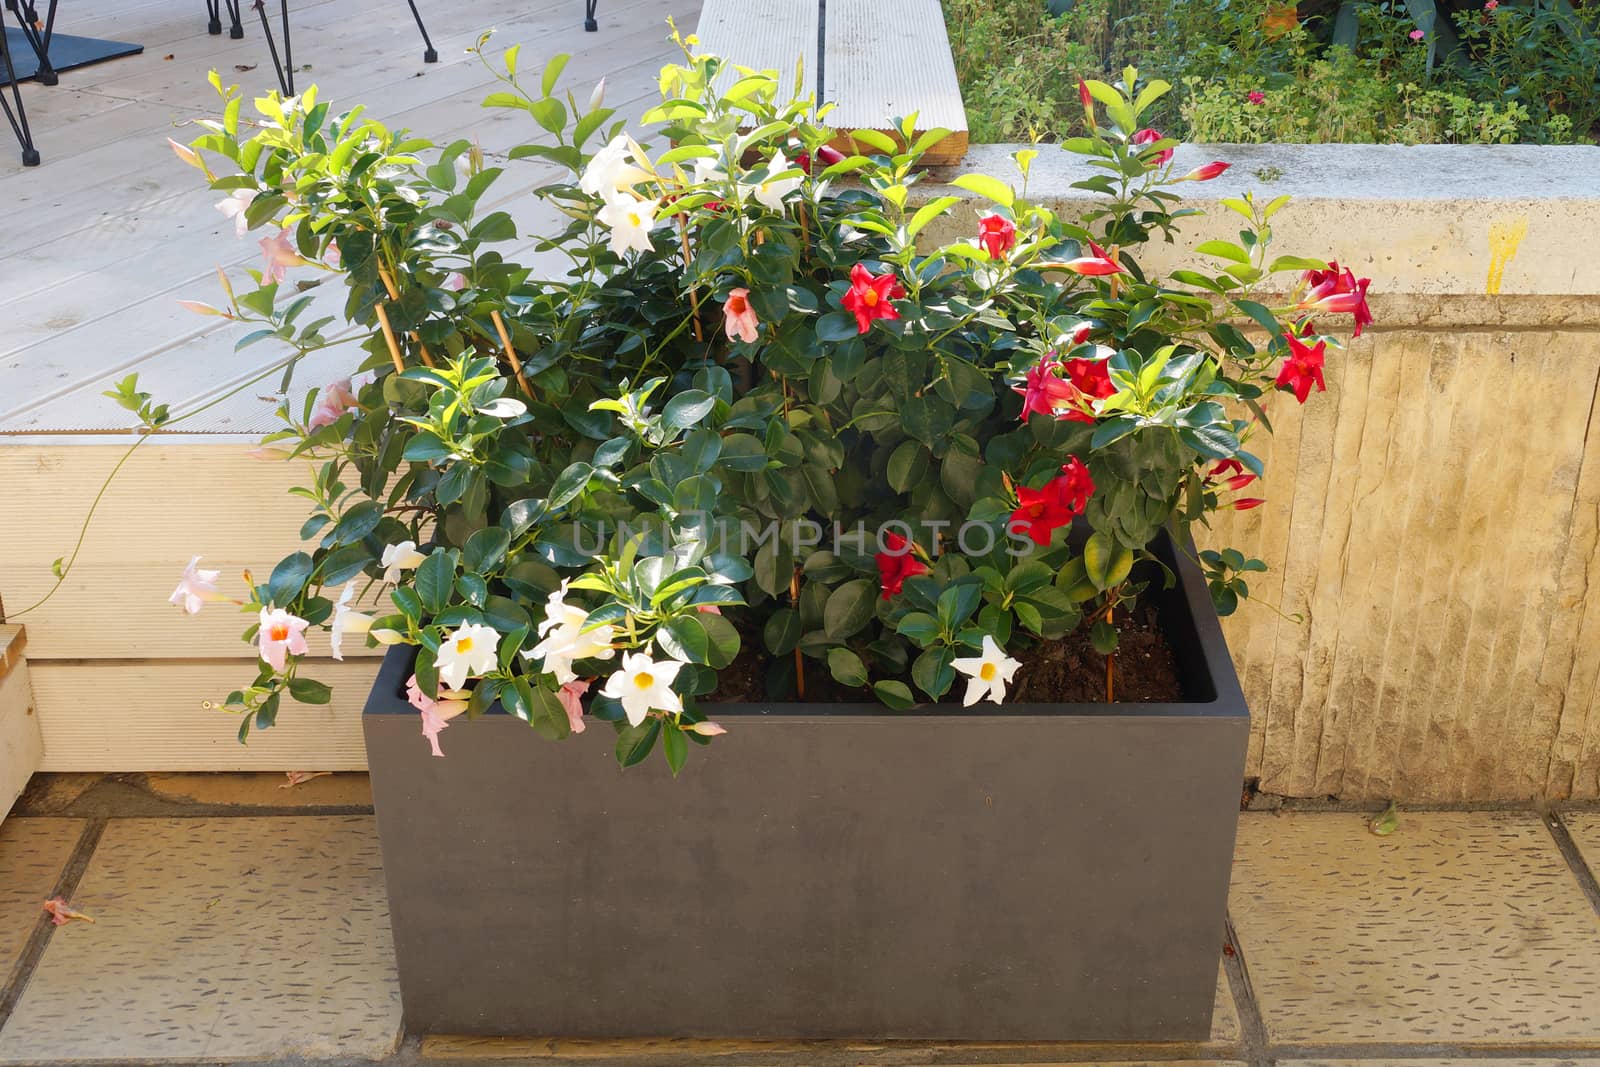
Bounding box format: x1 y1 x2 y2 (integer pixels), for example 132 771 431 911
363 531 1249 1040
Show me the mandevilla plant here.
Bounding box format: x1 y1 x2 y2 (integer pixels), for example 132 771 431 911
137 30 1372 773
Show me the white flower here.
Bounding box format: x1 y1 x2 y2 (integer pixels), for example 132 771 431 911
434 622 500 690
692 157 727 187
330 581 374 662
381 540 428 583
600 650 684 727
522 581 615 684
744 148 802 212
950 635 1023 706
169 555 224 615
215 188 258 237
596 193 659 257
579 135 653 197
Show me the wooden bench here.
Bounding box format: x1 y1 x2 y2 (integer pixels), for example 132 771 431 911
695 0 968 165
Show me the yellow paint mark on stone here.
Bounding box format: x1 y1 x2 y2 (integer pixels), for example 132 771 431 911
1486 215 1528 294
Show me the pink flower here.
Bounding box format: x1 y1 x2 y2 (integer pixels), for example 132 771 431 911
689 721 727 736
1130 128 1173 167
323 239 341 269
406 674 469 757
169 555 224 615
1013 353 1084 421
444 272 467 291
1247 90 1266 105
259 229 306 284
42 898 93 926
308 377 360 430
558 679 590 735
1484 1 1498 9
257 606 310 672
215 188 258 237
1409 28 1425 39
1061 238 1125 276
1177 161 1231 182
723 287 759 344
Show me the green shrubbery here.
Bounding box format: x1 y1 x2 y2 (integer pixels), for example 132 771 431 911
945 0 1599 145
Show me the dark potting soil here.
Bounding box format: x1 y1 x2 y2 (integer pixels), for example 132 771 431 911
706 599 1184 706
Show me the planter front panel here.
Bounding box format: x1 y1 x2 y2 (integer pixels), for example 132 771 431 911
365 706 1246 1040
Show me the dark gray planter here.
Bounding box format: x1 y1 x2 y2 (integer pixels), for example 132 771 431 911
362 531 1248 1040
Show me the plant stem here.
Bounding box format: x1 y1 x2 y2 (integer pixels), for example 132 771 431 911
1104 591 1117 703
790 566 805 698
677 216 704 343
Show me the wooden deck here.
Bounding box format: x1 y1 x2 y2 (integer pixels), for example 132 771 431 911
0 0 703 770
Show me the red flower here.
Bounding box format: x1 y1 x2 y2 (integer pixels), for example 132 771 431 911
1208 458 1257 492
1078 77 1095 127
1131 127 1174 167
1062 238 1124 276
1299 262 1373 337
1231 497 1265 511
1177 161 1231 182
842 263 901 334
795 144 845 175
977 213 1017 259
1247 90 1266 105
1061 321 1093 347
1275 331 1327 403
1009 457 1096 546
1014 354 1085 422
1062 356 1115 400
875 532 928 599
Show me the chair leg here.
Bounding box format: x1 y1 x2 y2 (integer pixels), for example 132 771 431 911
0 18 40 164
404 0 437 63
5 0 59 86
225 0 244 38
584 0 598 31
205 0 222 34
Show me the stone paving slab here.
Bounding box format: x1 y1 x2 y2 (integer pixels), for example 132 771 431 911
0 816 401 1064
1231 811 1600 1044
0 818 82 985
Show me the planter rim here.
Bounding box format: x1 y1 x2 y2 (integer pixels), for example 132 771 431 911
365 529 1244 722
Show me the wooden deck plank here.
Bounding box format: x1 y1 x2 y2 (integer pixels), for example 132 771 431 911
821 0 966 163
693 0 818 96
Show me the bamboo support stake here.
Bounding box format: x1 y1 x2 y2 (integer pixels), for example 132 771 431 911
372 302 406 375
490 309 534 398
377 267 435 368
1104 595 1116 703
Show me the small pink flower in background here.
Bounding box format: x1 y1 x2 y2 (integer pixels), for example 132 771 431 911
723 287 760 344
259 229 306 284
1177 161 1231 182
1484 0 1498 8
1130 127 1173 167
689 721 727 737
215 188 258 237
257 606 310 671
168 138 206 171
308 377 360 430
280 770 331 788
1247 90 1266 106
169 555 223 615
696 604 723 615
176 299 228 318
557 679 590 734
444 272 468 291
1409 28 1425 39
244 446 293 461
323 239 341 269
43 898 94 926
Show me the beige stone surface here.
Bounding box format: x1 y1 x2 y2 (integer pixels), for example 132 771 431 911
143 770 374 808
1566 812 1600 878
1231 811 1600 1043
1287 1062 1600 1067
0 818 81 985
0 816 401 1063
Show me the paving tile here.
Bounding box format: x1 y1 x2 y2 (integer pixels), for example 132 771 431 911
0 816 400 1063
142 771 374 808
0 818 83 983
1231 811 1600 1043
1565 811 1600 881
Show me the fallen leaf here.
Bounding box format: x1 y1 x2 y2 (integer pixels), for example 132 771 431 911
234 63 256 72
280 770 332 788
163 53 175 61
1369 800 1401 837
42 897 95 926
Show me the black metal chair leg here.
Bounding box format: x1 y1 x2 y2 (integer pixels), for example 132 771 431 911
6 0 59 86
252 0 292 95
205 0 223 34
404 0 437 62
225 0 244 38
584 0 598 31
0 19 40 164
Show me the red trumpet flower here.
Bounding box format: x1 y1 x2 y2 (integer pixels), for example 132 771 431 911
842 263 902 334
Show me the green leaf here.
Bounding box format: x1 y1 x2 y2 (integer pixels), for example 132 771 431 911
663 389 716 429
1195 240 1250 265
1083 532 1134 590
907 196 959 239
540 53 569 96
1368 800 1401 836
698 612 741 669
332 501 384 545
826 648 868 687
658 614 710 664
952 173 1014 209
895 611 941 645
887 441 927 493
911 646 955 699
548 461 594 510
527 683 571 741
1090 618 1119 655
663 725 688 776
416 550 456 613
873 679 915 710
823 579 876 640
265 552 313 606
763 608 803 655
616 719 660 767
286 676 332 704
461 527 511 574
816 311 859 343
